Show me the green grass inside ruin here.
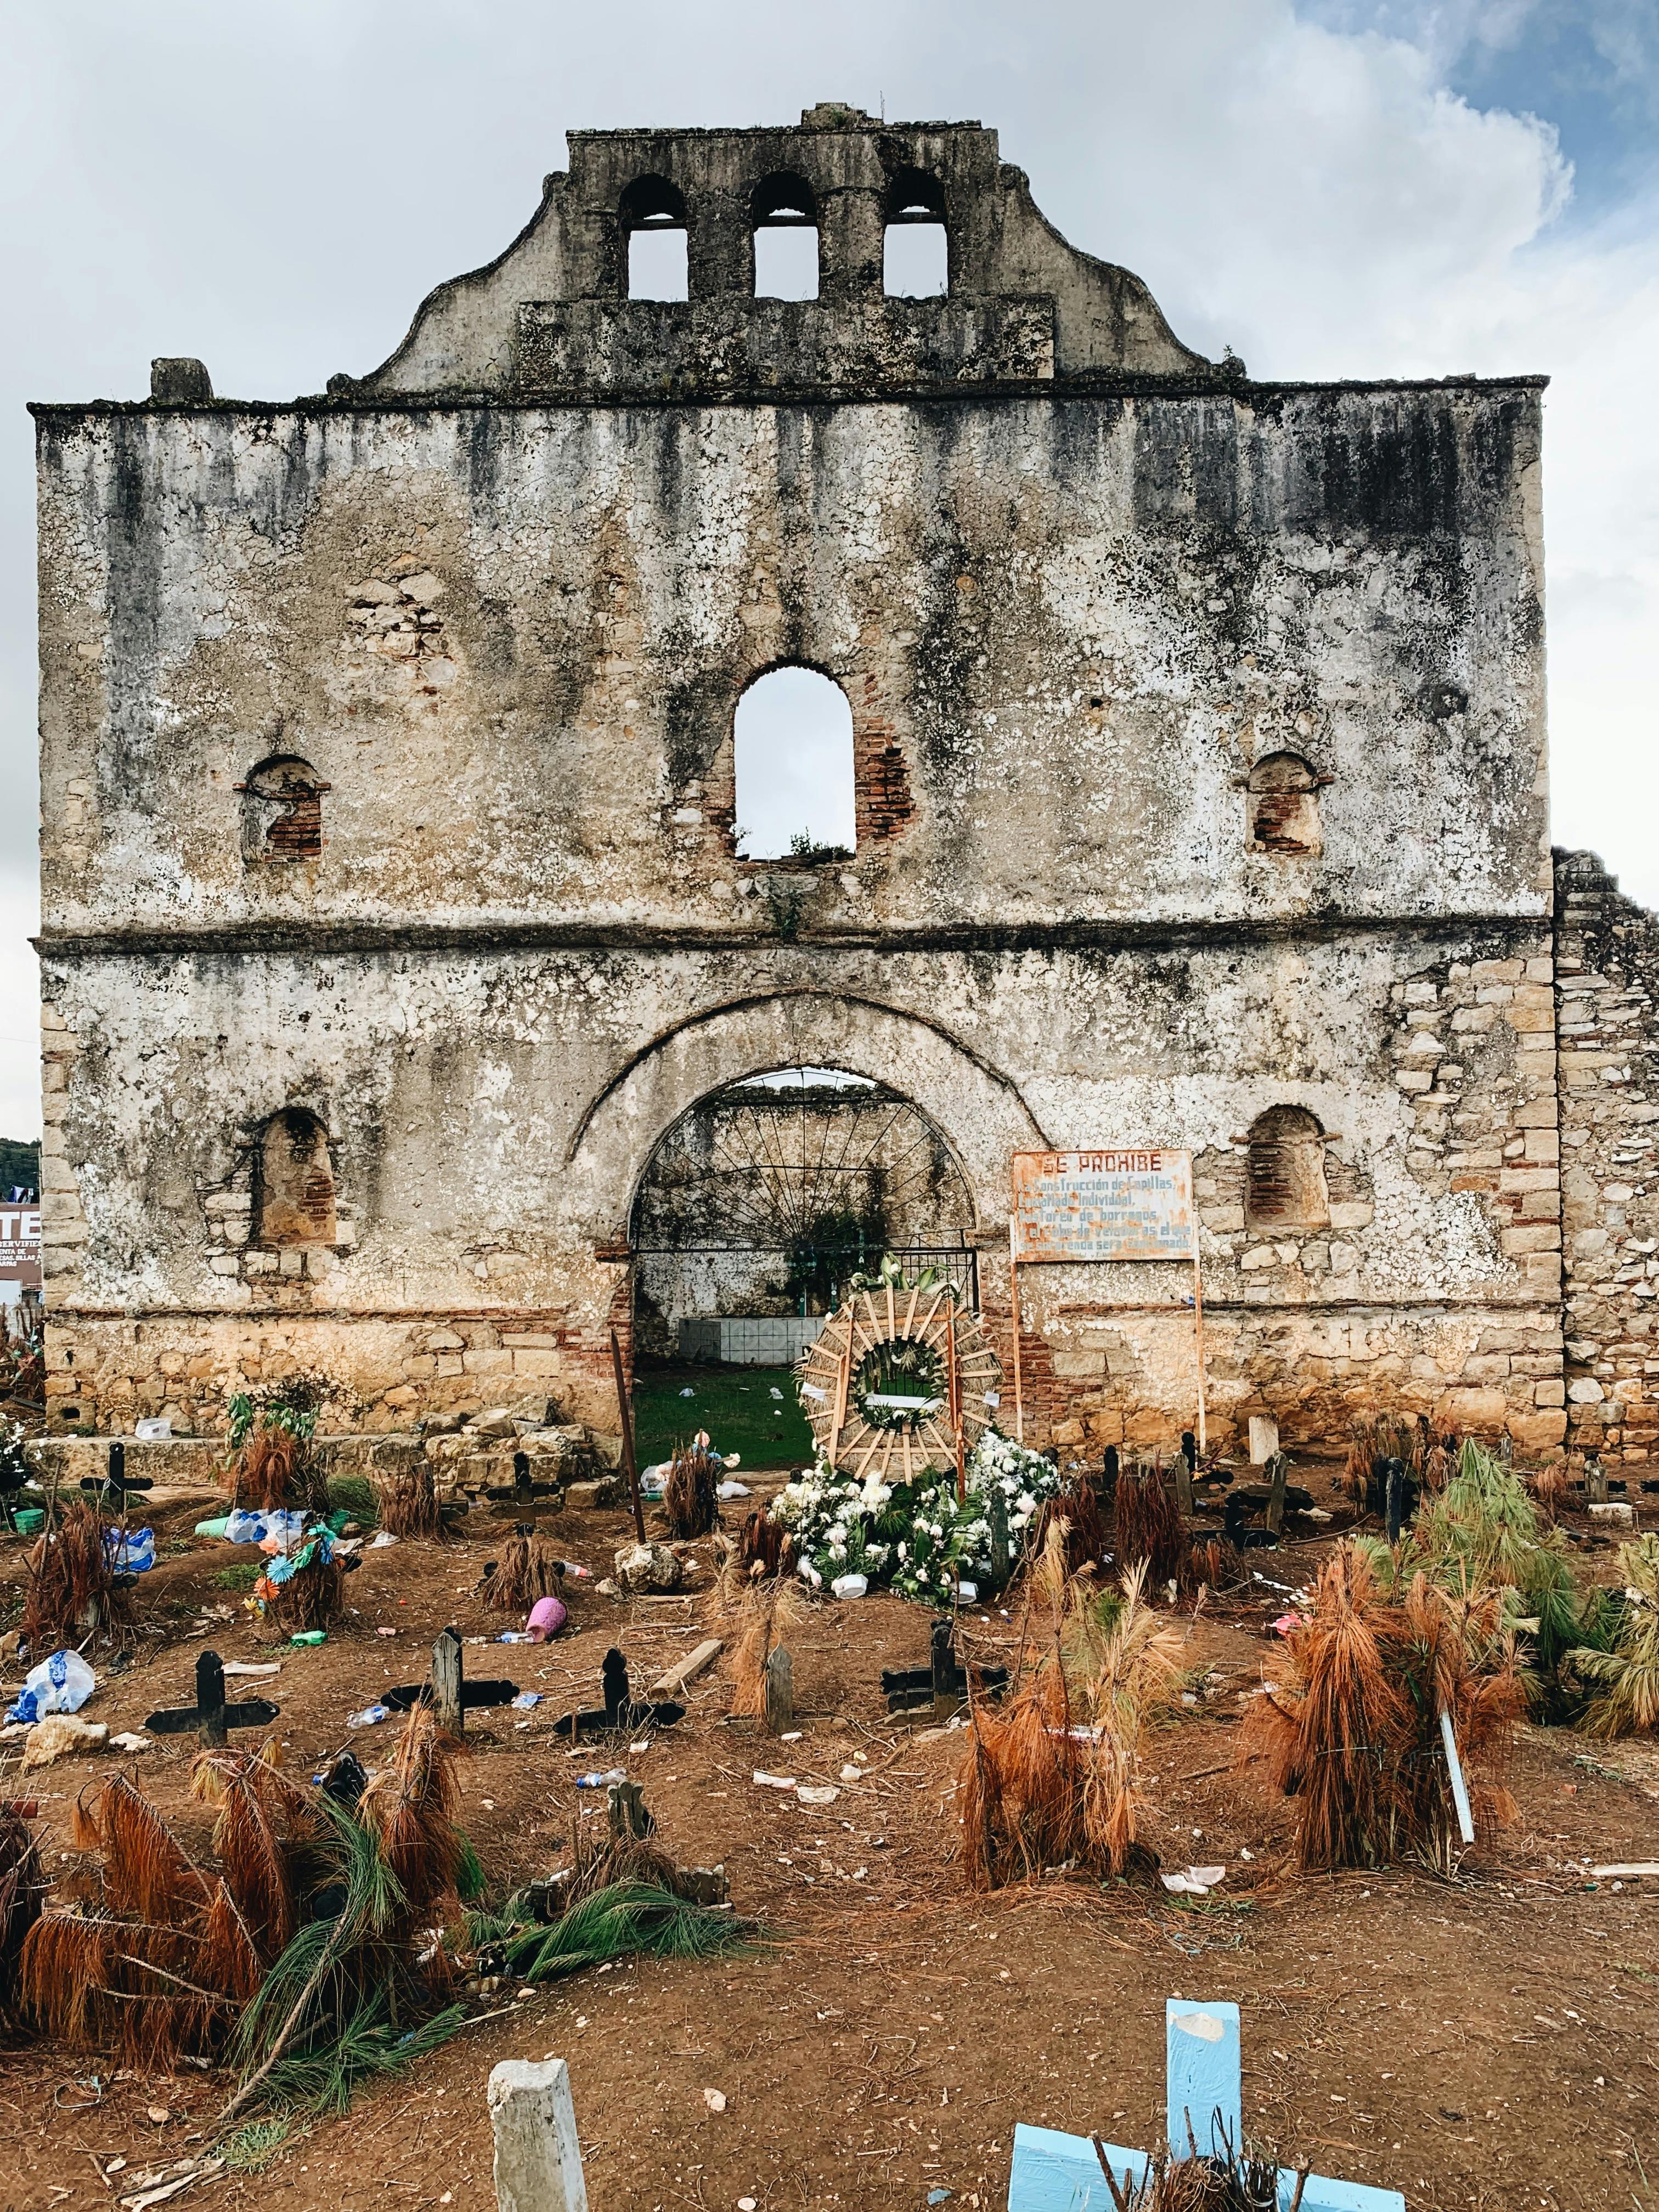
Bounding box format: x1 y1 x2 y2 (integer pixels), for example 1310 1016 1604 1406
631 1363 815 1474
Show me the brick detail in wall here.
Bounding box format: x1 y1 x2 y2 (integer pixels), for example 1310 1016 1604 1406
1555 848 1659 1463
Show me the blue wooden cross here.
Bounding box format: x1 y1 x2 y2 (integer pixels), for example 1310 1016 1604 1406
1007 2001 1406 2212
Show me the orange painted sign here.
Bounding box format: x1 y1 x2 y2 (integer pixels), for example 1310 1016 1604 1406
1011 1150 1195 1263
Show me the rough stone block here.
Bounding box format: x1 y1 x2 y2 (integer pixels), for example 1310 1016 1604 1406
1435 1386 1508 1430
489 2057 588 2212
1328 1204 1374 1230
1510 1409 1567 1449
511 1350 564 1376
1500 1225 1560 1255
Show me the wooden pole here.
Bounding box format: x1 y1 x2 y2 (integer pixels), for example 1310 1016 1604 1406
1008 1216 1025 1445
432 1626 464 1737
610 1326 646 1542
1191 1243 1209 1457
946 1304 966 1503
828 1328 850 1469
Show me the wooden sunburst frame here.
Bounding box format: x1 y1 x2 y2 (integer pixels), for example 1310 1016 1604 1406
797 1277 1003 1486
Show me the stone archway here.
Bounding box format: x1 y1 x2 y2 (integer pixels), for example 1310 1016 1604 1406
560 990 1049 1251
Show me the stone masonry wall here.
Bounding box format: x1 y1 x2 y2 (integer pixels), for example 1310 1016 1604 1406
1555 850 1659 1464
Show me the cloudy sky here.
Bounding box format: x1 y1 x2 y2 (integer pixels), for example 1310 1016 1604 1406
2 0 1656 1141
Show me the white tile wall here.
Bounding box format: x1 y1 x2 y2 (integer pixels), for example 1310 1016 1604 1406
677 1316 826 1365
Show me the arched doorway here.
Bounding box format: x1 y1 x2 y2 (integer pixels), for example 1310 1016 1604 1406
630 1064 977 1361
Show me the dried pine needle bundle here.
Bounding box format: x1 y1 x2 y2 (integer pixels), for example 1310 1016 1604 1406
356 1705 467 1934
1392 1572 1521 1867
734 1509 795 1582
1027 1481 1109 1576
0 1804 43 2022
233 1425 300 1511
960 1539 1181 1890
1114 1466 1185 1585
482 1528 566 1612
730 1578 806 1718
1184 1536 1244 1594
375 1460 446 1541
191 1742 324 1956
1569 1532 1659 1740
22 1500 132 1650
663 1442 719 1540
265 1549 346 1632
1244 1541 1520 1870
1530 1460 1570 1520
1242 1544 1407 1869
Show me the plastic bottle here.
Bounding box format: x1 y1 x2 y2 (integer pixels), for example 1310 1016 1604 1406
290 1629 327 1646
573 1768 627 1788
348 1704 389 1728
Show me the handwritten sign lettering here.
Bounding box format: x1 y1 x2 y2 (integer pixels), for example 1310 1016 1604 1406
1011 1150 1194 1264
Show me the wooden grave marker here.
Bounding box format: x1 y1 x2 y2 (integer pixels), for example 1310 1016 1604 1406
486 1452 563 1515
146 1650 281 1750
1008 2000 1404 2212
882 1617 1009 1720
551 1649 685 1740
385 1626 518 1736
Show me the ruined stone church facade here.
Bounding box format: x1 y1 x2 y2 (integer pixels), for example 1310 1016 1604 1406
31 109 1659 1462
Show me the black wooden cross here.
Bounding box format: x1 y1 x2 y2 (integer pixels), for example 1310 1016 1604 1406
485 1451 562 1514
882 1617 1009 1719
551 1648 685 1739
385 1626 518 1736
80 1439 154 1511
145 1650 281 1748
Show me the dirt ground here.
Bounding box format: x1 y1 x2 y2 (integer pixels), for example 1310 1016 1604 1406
0 1462 1655 2212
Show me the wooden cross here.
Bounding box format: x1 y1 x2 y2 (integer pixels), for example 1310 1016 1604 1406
385 1627 518 1736
551 1648 685 1739
145 1650 281 1749
485 1452 562 1514
882 1617 1008 1719
607 1778 653 1839
81 1439 154 1514
1008 2000 1404 2212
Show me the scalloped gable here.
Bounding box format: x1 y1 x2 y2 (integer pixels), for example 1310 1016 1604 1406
343 109 1212 398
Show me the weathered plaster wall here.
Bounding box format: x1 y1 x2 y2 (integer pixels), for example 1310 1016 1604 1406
1555 850 1659 1463
35 386 1547 944
32 114 1561 1453
40 929 1560 1444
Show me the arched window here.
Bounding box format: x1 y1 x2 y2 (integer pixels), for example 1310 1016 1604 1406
240 755 327 864
1248 752 1324 856
255 1109 337 1246
884 167 947 298
752 172 819 301
621 174 687 300
1245 1107 1329 1232
733 667 855 861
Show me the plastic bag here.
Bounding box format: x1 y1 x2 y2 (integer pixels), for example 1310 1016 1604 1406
105 1527 156 1573
223 1507 268 1545
7 1648 96 1725
258 1510 309 1556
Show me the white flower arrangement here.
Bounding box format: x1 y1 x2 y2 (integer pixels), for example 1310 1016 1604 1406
772 1427 1060 1605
